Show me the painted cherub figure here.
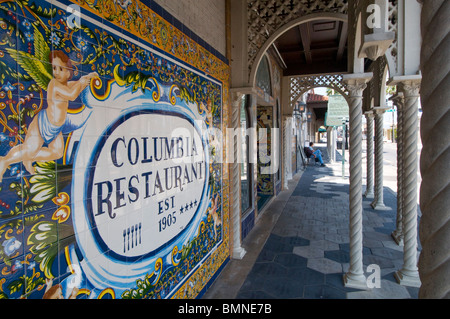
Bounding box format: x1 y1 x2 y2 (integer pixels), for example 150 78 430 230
0 51 98 182
209 194 222 240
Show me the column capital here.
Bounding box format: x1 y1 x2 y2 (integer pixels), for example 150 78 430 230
373 106 391 115
389 92 405 106
343 73 373 96
364 110 374 117
387 75 422 97
400 81 421 97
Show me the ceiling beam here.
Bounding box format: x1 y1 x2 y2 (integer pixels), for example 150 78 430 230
271 43 288 69
336 21 348 62
298 23 312 64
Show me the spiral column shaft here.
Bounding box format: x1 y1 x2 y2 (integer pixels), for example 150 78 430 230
364 111 374 199
230 91 246 259
418 0 450 299
342 73 372 289
282 116 289 190
371 108 388 210
394 79 421 287
390 93 405 246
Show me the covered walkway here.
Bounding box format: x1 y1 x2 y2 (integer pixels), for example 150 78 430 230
204 145 420 299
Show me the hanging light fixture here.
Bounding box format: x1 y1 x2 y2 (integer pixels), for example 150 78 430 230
293 101 306 119
298 101 306 113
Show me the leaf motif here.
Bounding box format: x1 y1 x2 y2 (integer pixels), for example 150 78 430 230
5 48 52 90
29 174 54 184
30 186 55 204
33 26 51 69
27 221 58 278
7 279 24 295
34 161 56 172
28 221 57 248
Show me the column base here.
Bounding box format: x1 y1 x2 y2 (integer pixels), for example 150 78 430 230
394 270 421 288
343 272 369 290
371 201 390 210
232 246 247 260
391 230 404 246
364 190 374 199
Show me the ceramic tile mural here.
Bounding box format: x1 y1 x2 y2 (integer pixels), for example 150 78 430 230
0 0 230 299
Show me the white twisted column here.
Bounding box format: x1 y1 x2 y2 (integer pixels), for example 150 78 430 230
390 93 405 246
230 91 246 259
364 111 374 199
371 107 389 210
418 0 450 299
282 116 289 190
342 73 372 289
394 79 421 287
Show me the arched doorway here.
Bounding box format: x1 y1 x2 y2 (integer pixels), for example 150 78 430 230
289 86 350 173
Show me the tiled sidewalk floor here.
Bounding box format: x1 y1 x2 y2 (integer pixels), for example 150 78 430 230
205 147 421 299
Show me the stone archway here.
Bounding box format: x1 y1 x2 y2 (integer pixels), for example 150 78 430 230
289 73 350 111
246 0 349 84
249 12 349 88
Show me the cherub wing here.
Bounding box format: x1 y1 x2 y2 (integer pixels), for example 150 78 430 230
5 27 52 90
32 25 51 63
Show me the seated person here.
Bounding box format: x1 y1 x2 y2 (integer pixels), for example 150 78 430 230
305 142 326 167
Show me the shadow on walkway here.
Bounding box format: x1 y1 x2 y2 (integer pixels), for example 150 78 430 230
204 146 420 299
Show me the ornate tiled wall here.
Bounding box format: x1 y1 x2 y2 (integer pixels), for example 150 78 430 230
0 0 229 299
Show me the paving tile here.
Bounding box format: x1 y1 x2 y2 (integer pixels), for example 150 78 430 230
346 290 381 299
374 226 396 235
301 268 326 286
255 249 277 262
263 235 296 253
381 240 403 251
275 253 308 268
324 250 350 263
297 229 326 241
236 290 276 299
263 276 304 299
363 255 396 269
251 262 288 277
279 236 310 247
324 273 361 293
371 279 412 299
239 273 266 292
309 239 339 251
324 233 348 244
362 238 385 248
293 246 324 258
303 284 347 299
371 247 404 260
271 227 299 238
364 231 392 241
307 258 343 274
